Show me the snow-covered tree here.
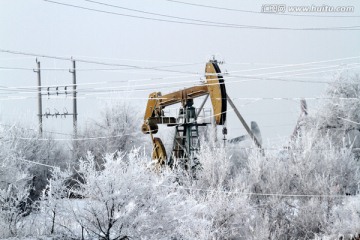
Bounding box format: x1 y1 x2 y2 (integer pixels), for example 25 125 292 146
41 150 195 239
0 126 31 238
306 73 360 154
0 124 69 202
1 72 359 239
75 102 146 165
0 176 30 238
38 166 73 236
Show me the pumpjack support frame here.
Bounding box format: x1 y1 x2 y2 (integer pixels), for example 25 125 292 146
141 59 262 168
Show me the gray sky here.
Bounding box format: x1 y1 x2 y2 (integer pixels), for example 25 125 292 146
1 0 360 146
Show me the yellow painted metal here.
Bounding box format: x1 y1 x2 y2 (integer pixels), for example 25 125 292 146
152 137 167 165
143 92 161 120
205 62 226 125
141 60 227 162
143 86 208 121
159 85 208 107
141 120 158 134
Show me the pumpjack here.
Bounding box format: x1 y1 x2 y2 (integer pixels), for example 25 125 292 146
141 59 262 168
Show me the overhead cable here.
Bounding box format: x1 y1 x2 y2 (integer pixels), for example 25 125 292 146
1 48 359 75
160 184 354 198
1 62 358 94
42 0 360 31
0 49 200 74
18 158 57 168
165 0 360 18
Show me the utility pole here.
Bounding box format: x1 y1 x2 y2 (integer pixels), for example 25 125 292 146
34 59 78 142
70 60 78 139
34 59 43 136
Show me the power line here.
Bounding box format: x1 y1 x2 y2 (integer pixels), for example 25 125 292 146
0 48 358 83
0 75 304 95
228 124 296 130
0 52 359 99
1 123 132 141
0 49 200 75
0 71 205 91
82 0 263 28
0 56 35 61
1 76 359 100
269 65 360 78
4 104 359 142
0 64 358 95
18 158 57 168
0 84 355 101
0 123 76 137
74 55 202 64
43 0 263 30
47 64 360 95
1 56 358 73
159 184 352 198
0 74 341 97
0 72 207 95
11 131 360 153
1 62 357 94
83 0 360 30
226 63 360 82
2 60 357 72
226 58 360 74
226 97 360 101
338 117 360 125
0 53 208 68
77 76 327 95
0 68 338 93
1 103 241 141
42 0 360 31
0 66 39 71
5 95 355 101
165 0 360 18
230 64 360 83
16 134 130 141
0 64 203 72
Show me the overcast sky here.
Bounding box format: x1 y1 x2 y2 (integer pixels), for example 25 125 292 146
1 0 360 146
